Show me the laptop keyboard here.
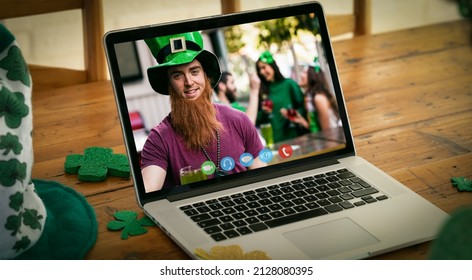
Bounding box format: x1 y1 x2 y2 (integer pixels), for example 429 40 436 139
180 168 388 242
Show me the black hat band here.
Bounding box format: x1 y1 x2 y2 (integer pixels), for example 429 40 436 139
155 40 202 64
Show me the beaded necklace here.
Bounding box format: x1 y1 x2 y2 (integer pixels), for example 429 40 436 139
200 129 226 176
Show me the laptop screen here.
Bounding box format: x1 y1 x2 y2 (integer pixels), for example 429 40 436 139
104 2 355 203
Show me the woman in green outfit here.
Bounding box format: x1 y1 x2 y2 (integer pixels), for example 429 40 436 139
255 51 309 143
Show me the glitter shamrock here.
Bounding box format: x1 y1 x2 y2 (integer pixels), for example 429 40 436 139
451 177 472 192
64 146 130 182
107 210 155 240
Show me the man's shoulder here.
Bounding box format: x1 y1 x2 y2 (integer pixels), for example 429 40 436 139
215 102 234 113
151 115 173 134
215 102 245 117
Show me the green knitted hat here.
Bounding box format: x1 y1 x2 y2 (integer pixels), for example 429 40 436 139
144 31 221 95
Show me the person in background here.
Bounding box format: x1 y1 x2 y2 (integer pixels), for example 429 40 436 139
215 71 260 124
141 32 266 192
255 51 309 142
299 61 340 131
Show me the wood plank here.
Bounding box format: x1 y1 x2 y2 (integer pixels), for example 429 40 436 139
340 46 472 102
0 0 83 18
391 154 472 204
326 14 356 37
347 74 471 136
333 20 471 71
31 82 132 196
83 0 107 82
220 0 240 14
354 0 371 35
84 187 189 260
355 111 472 173
403 154 472 211
29 65 88 91
372 153 472 260
31 154 134 197
32 81 124 162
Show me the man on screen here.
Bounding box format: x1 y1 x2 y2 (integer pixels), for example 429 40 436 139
141 31 266 192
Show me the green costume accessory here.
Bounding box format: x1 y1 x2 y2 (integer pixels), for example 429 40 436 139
107 210 155 240
451 176 472 192
64 146 130 182
1 23 97 260
145 31 221 95
429 206 472 259
258 51 275 64
312 56 321 73
15 179 98 260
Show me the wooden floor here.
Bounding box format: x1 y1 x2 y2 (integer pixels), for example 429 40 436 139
31 20 472 259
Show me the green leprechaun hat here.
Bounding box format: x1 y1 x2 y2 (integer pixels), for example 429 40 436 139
145 31 221 95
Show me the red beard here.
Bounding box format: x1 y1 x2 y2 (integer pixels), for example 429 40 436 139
169 78 223 151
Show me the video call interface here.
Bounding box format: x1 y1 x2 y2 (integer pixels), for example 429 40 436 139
115 12 348 193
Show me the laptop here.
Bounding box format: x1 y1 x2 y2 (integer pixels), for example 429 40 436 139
104 1 449 259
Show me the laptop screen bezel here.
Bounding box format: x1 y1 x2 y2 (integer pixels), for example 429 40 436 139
104 1 355 205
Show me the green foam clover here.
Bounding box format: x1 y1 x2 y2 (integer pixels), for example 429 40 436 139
107 210 155 240
451 177 472 192
64 146 130 182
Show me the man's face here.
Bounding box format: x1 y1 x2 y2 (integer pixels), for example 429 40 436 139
168 59 206 100
225 75 237 97
224 74 238 102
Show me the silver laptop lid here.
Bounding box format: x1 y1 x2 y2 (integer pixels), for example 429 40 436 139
104 1 355 205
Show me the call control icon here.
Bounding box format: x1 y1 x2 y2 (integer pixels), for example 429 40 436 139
239 153 254 167
221 156 235 172
278 144 293 159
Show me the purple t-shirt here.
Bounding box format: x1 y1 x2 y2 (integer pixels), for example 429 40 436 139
141 103 264 189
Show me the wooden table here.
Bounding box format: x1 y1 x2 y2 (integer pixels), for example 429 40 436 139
31 20 472 260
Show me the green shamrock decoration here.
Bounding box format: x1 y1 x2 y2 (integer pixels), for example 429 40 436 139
0 45 31 87
107 210 155 240
22 208 44 230
0 86 29 129
5 214 22 236
451 177 472 192
12 236 31 253
0 158 26 187
64 146 130 182
8 192 23 211
0 132 23 156
5 191 44 237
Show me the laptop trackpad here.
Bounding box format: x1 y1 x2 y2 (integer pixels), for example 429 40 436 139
283 217 379 259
